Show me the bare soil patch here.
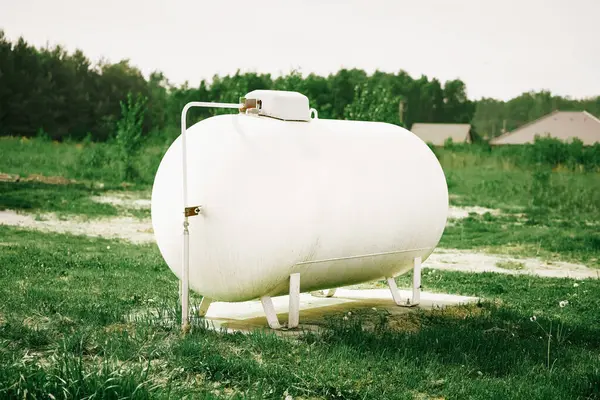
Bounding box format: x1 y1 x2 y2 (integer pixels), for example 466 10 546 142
0 210 153 244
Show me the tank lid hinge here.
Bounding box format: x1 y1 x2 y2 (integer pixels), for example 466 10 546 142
184 205 203 217
239 97 261 114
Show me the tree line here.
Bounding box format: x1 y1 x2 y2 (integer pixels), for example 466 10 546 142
1 31 599 142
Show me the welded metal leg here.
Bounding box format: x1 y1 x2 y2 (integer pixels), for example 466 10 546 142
288 273 300 329
387 277 405 306
198 297 212 317
260 296 282 329
412 256 422 306
387 256 422 307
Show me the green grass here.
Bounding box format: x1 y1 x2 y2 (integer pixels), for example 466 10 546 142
0 181 119 217
0 136 158 219
445 167 600 218
440 213 600 267
0 181 154 219
1 226 600 399
0 137 83 179
0 136 167 186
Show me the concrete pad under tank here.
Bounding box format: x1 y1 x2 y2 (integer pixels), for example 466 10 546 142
194 288 479 335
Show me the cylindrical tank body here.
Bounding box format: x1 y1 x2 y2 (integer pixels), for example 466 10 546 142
151 114 448 302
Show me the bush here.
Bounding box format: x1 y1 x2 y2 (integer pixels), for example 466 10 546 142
525 137 600 171
527 137 570 167
35 128 51 142
530 168 552 209
115 93 147 181
487 137 600 172
76 142 114 181
443 137 455 148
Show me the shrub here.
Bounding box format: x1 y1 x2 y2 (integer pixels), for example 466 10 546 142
524 137 599 171
444 137 455 148
527 136 569 167
35 128 51 142
530 168 552 210
77 142 113 181
115 93 147 181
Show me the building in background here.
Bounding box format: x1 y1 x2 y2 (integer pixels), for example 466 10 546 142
410 123 472 146
490 111 600 145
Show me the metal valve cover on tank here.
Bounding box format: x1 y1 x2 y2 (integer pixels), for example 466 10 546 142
151 114 448 302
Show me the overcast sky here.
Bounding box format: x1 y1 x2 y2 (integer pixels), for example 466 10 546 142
2 0 598 100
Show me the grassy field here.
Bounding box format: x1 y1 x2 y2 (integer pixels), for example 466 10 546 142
1 226 599 399
1 135 600 398
437 146 599 267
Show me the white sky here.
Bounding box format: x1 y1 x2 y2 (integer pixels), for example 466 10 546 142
1 0 598 100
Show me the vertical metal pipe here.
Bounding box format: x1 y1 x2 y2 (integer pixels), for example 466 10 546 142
181 106 190 329
182 223 189 327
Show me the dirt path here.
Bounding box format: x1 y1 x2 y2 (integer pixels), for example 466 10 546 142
0 210 154 244
427 248 597 279
447 205 499 219
1 206 597 279
90 193 151 209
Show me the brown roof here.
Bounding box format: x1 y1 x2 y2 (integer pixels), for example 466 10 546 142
410 123 471 145
490 111 600 145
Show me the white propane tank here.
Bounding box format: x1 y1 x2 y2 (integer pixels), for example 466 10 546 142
151 90 448 303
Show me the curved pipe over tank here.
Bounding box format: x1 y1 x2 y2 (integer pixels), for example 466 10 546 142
179 101 244 328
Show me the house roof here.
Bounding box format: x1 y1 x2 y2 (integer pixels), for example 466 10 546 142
490 111 600 145
410 123 471 145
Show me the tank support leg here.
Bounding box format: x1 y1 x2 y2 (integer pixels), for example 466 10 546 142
325 288 336 298
412 256 422 306
386 277 405 306
198 297 212 317
387 256 422 307
288 273 301 329
260 296 282 329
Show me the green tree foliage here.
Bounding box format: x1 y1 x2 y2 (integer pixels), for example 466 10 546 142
1 32 599 142
115 93 147 180
442 79 475 123
344 83 401 124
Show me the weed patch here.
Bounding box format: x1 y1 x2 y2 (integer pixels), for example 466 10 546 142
495 260 526 270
